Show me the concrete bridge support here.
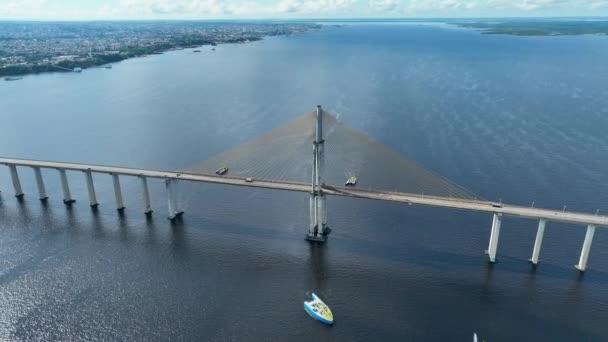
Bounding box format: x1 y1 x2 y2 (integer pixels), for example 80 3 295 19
308 194 328 240
486 213 502 263
165 178 183 220
84 170 98 207
575 225 595 272
140 176 152 214
529 219 546 265
319 194 328 231
59 169 75 204
112 174 125 211
307 105 329 242
33 167 47 200
9 165 23 198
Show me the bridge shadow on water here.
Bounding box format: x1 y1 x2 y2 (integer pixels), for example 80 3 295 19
307 243 329 292
334 229 608 286
0 197 180 250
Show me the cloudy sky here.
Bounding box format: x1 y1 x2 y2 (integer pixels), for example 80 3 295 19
1 0 608 20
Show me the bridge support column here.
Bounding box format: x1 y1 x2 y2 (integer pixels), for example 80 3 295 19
306 105 329 242
112 174 125 211
140 176 152 214
308 195 316 236
308 193 328 241
529 219 546 265
9 165 24 198
575 225 595 272
486 213 502 263
319 194 328 233
33 167 47 200
59 169 75 204
84 170 98 207
165 178 183 220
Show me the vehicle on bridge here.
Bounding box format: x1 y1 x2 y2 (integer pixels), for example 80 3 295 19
345 176 357 186
215 166 229 175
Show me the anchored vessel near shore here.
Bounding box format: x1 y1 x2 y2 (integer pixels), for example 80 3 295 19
1 106 606 272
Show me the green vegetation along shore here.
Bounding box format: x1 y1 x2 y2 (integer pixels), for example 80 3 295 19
456 20 608 36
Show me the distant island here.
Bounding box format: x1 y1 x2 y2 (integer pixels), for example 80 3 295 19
0 21 321 77
456 20 608 36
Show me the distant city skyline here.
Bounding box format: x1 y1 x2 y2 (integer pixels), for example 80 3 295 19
1 0 608 20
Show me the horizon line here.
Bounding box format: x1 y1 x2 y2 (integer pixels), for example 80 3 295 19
1 16 608 23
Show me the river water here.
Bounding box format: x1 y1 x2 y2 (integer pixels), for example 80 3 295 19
1 23 608 341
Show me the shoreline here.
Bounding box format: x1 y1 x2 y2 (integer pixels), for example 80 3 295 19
0 25 321 78
1 39 242 78
454 20 608 36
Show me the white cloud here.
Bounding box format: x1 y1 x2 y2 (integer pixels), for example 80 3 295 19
369 0 400 12
405 0 478 11
1 0 608 19
104 0 356 17
274 0 356 13
590 0 608 8
0 0 106 19
401 0 590 13
509 0 570 11
0 0 48 16
96 0 262 17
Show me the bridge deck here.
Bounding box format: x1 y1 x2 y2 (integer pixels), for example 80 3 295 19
2 157 607 227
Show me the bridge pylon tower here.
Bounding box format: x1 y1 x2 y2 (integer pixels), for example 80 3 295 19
307 105 330 242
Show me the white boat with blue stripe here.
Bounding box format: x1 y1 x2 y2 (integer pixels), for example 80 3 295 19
304 293 334 325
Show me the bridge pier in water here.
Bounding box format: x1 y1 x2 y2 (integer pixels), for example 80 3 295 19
140 176 153 214
84 170 99 207
165 178 183 220
9 164 24 198
2 163 187 220
33 166 48 200
58 169 75 204
307 105 330 242
529 219 546 265
112 174 125 211
575 225 595 272
485 213 502 263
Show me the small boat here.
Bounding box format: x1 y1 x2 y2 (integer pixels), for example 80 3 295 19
4 77 23 81
345 176 357 186
193 50 201 53
304 293 333 325
215 166 228 175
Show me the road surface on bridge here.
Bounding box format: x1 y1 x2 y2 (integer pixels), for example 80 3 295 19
2 157 607 227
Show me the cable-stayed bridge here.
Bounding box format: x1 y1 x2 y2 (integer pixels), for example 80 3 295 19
1 106 606 272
